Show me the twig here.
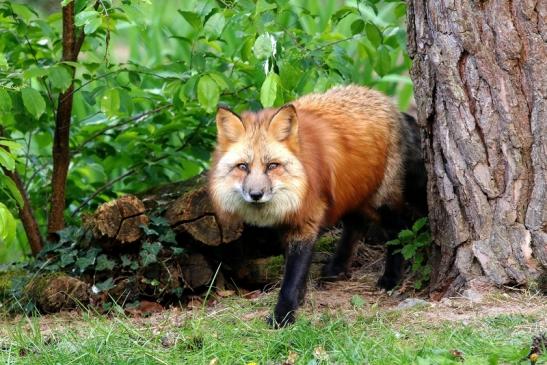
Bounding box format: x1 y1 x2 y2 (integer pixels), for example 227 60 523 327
71 117 207 216
71 104 173 156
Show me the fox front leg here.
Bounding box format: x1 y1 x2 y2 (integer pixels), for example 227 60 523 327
268 239 314 328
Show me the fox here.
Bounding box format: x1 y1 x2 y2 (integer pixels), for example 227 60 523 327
209 85 422 327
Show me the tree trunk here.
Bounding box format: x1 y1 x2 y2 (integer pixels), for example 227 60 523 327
408 0 546 297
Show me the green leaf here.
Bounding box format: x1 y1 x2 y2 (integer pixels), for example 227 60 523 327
48 65 72 92
331 7 357 23
23 67 49 80
0 88 12 112
401 244 417 260
253 33 274 60
75 10 99 27
95 277 115 292
84 15 102 34
375 45 391 76
0 53 8 70
60 251 76 267
255 0 277 14
140 242 162 266
21 87 46 119
412 217 428 232
0 175 24 207
100 88 120 118
365 22 382 48
260 72 280 108
0 202 17 245
0 150 15 172
96 254 116 271
398 229 414 241
351 19 365 35
197 75 219 113
204 12 225 39
178 10 202 30
0 139 23 153
350 294 366 309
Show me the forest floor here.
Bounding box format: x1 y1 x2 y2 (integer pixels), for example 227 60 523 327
1 254 545 365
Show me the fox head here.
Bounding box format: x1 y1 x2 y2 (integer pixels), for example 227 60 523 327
209 104 308 227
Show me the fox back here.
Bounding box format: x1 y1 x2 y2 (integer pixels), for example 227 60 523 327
209 85 405 232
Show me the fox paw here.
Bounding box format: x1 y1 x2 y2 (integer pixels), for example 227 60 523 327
266 311 295 329
320 260 349 282
377 274 399 290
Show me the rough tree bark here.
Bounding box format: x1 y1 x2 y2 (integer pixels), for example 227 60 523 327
408 0 546 297
47 1 92 241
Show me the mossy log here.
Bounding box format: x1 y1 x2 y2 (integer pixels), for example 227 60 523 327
0 269 89 313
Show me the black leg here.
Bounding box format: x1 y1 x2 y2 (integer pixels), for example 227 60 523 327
376 206 407 290
268 240 314 328
321 213 364 280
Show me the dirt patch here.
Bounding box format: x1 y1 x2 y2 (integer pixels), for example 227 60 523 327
1 243 545 338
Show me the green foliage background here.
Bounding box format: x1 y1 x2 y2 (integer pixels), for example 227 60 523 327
0 0 411 262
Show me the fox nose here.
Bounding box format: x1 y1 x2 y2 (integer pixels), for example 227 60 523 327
249 191 264 201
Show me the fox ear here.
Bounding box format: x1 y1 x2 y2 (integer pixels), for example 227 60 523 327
268 104 298 142
216 106 245 144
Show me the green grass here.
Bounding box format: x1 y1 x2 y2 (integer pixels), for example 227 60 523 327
0 294 544 365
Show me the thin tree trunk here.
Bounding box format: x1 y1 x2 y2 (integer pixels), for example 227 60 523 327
47 2 82 240
0 127 43 254
408 0 546 297
4 171 43 255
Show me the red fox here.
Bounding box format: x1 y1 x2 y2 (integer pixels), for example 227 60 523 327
209 85 419 327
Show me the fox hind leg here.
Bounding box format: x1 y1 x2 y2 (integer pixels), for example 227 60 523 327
376 205 407 290
321 213 366 280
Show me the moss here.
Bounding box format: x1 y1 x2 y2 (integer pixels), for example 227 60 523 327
24 272 65 300
0 268 28 297
315 233 338 253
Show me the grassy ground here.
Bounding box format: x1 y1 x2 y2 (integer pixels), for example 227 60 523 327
0 280 545 365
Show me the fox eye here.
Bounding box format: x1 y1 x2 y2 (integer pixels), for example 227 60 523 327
267 162 279 171
237 163 249 172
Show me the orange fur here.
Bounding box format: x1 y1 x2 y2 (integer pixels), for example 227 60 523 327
209 85 404 241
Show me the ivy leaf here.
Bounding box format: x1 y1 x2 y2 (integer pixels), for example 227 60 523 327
100 88 120 118
159 229 177 244
260 72 280 108
60 251 76 267
95 277 115 292
140 242 162 266
76 255 95 272
197 75 219 113
96 254 116 271
21 87 46 119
